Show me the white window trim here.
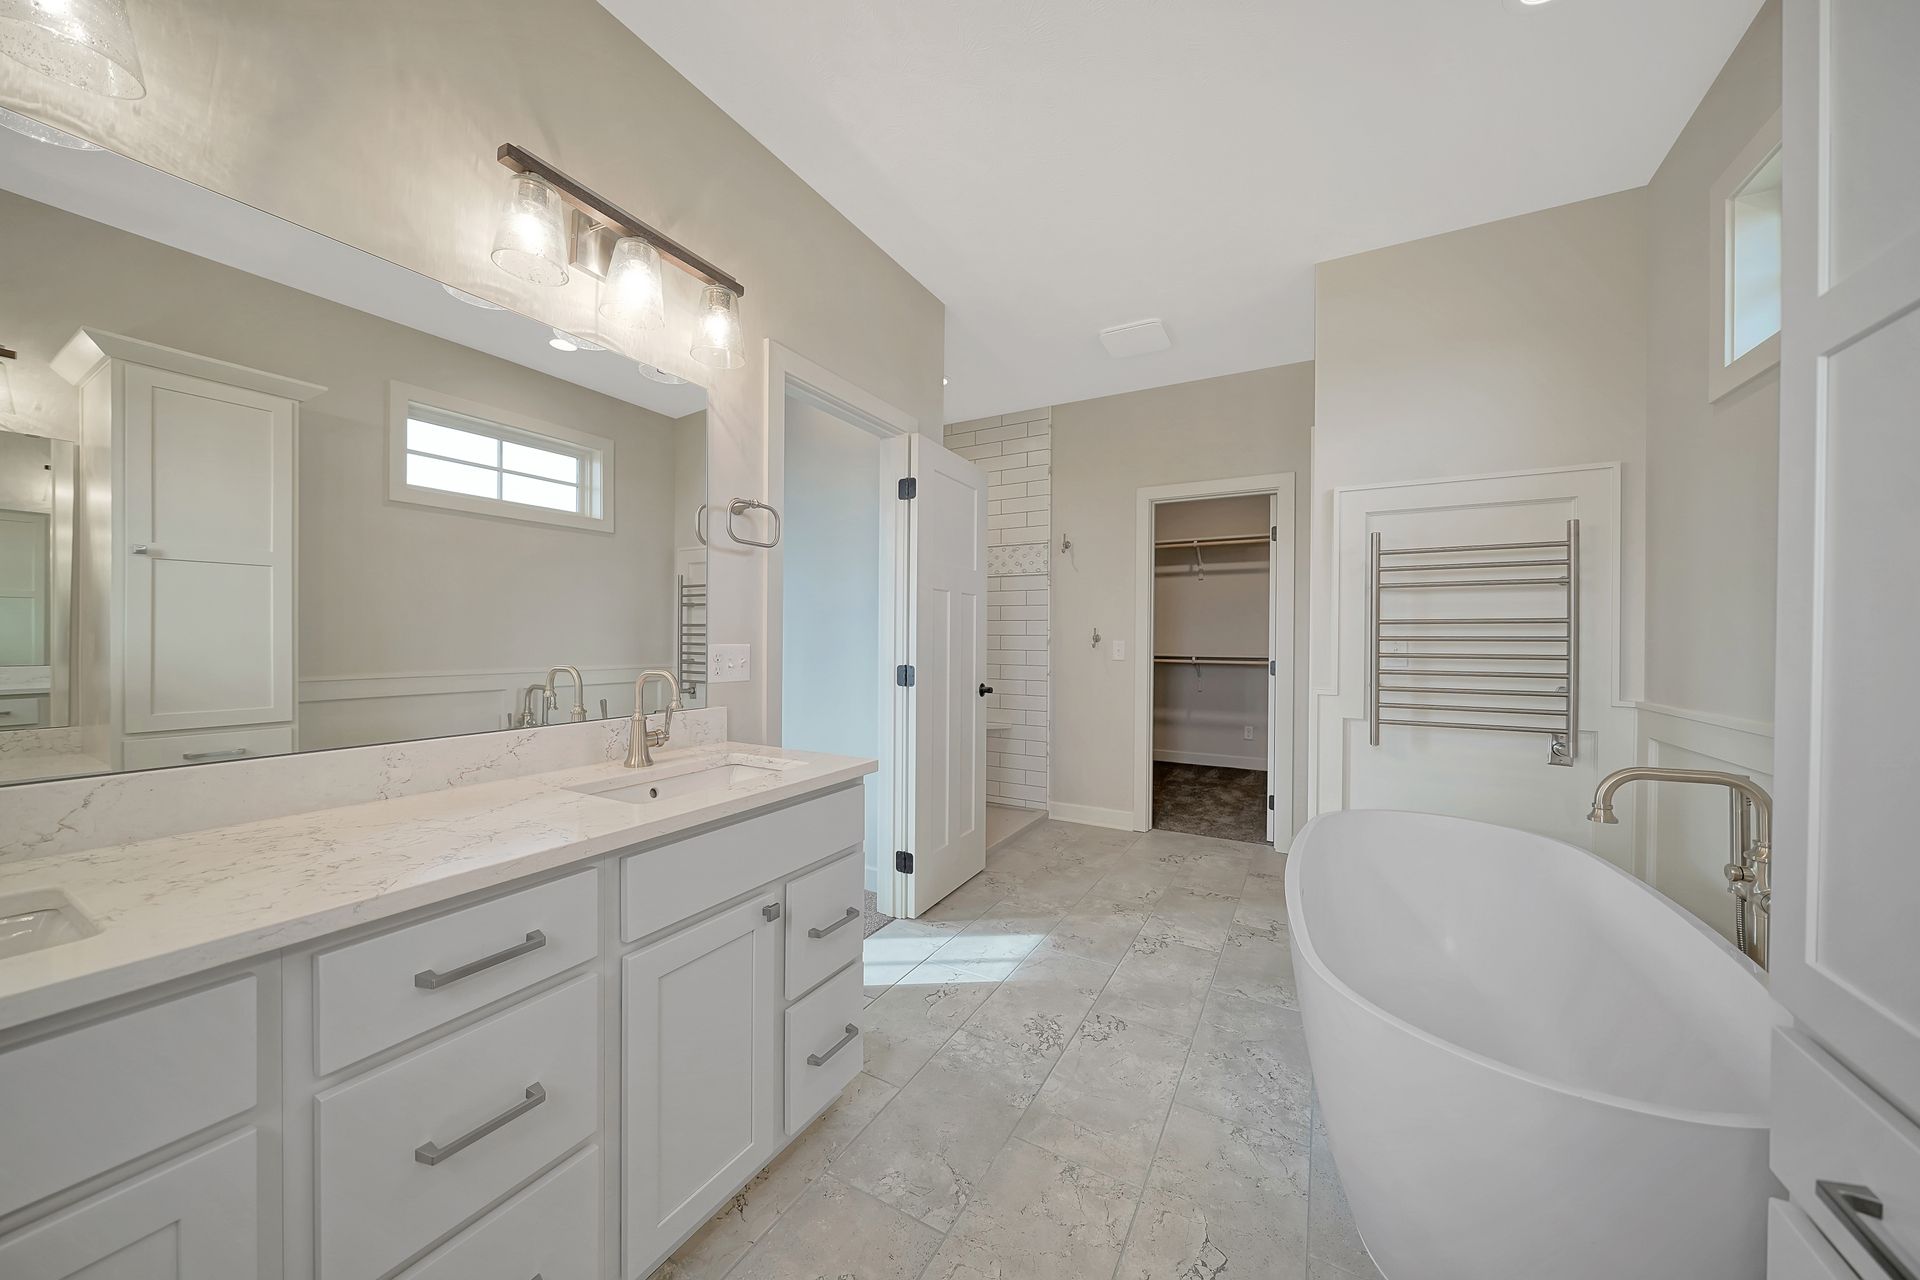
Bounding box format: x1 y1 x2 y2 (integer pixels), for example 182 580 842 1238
386 381 614 533
1707 109 1783 403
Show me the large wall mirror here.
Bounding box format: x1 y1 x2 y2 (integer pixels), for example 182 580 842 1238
0 125 709 785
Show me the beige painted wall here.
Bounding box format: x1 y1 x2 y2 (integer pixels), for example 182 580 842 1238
0 0 945 743
1637 0 1780 940
1051 364 1313 825
1644 1 1780 724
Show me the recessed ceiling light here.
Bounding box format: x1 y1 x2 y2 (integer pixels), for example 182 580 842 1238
442 284 504 310
549 328 605 353
1504 0 1558 9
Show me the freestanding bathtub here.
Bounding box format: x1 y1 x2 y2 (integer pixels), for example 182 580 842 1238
1286 809 1778 1280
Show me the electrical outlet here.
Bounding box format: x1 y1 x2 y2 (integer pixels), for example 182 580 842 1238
709 643 751 684
1243 725 1256 741
1112 640 1127 661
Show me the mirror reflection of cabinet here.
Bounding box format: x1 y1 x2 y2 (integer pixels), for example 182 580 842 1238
54 330 322 771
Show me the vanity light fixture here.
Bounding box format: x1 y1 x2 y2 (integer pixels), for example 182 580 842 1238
491 171 571 287
0 345 15 415
0 104 101 149
493 143 747 369
0 0 145 99
690 285 745 370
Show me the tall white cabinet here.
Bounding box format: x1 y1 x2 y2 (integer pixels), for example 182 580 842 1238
53 330 319 771
1770 1 1920 1276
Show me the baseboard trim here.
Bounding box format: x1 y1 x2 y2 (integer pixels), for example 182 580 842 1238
1152 749 1267 771
1047 801 1138 831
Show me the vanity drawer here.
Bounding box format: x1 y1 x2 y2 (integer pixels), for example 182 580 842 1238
0 977 257 1218
0 695 42 729
784 961 863 1135
621 785 863 942
313 869 599 1075
315 974 600 1280
1768 1201 1858 1280
121 724 293 770
1772 1028 1920 1278
398 1145 599 1280
785 850 865 999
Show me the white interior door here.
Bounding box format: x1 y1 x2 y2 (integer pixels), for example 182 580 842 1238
889 432 988 918
122 365 295 735
1773 0 1920 1131
1265 495 1280 845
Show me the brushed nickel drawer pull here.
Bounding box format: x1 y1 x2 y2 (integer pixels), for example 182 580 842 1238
414 929 547 989
808 907 861 939
414 1082 546 1166
1818 1180 1918 1280
182 748 250 762
807 1023 859 1067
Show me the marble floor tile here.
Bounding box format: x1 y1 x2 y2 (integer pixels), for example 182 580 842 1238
924 904 1065 980
653 1072 897 1279
924 1139 1140 1280
832 1028 1057 1230
1079 864 1177 915
962 947 1113 1057
859 960 1000 1085
862 918 963 998
1014 1009 1191 1186
1094 933 1220 1037
1116 1102 1311 1280
918 865 1020 923
724 1175 943 1280
1142 885 1242 952
1209 918 1299 1009
1031 902 1150 967
1176 991 1315 1146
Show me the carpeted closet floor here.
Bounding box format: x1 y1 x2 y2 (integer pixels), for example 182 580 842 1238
1151 761 1270 844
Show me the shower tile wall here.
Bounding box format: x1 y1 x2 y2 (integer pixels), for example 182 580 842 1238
946 408 1051 810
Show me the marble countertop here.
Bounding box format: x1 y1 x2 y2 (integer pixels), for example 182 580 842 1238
0 742 875 1033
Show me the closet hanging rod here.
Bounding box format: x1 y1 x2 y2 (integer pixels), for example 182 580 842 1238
1152 535 1271 549
1380 558 1567 572
1152 655 1268 666
1378 538 1569 555
1382 577 1570 589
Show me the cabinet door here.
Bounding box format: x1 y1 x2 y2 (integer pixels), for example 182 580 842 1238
0 1130 256 1279
622 896 780 1277
122 363 294 735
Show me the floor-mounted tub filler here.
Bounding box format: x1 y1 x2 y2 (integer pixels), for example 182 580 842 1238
1287 809 1778 1280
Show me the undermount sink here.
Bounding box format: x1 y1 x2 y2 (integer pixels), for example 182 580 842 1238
0 889 100 960
573 761 786 806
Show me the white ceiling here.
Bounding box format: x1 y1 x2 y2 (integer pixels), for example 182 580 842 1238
601 0 1763 422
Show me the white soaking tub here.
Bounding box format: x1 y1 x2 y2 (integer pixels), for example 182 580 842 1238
1286 809 1778 1280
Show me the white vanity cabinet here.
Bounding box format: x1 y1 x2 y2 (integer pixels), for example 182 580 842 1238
51 328 323 772
0 777 871 1280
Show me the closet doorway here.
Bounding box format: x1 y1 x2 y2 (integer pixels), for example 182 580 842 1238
1132 475 1295 847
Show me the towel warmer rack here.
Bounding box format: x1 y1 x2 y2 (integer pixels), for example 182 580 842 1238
1367 519 1580 766
677 573 706 700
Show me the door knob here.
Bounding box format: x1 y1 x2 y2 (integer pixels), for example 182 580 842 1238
978 684 993 697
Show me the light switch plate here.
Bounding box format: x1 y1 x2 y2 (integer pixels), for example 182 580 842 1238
709 643 751 683
1112 640 1127 661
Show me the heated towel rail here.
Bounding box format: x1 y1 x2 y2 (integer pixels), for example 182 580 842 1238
677 573 706 700
1367 519 1580 766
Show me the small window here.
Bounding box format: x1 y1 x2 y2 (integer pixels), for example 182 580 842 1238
1709 112 1783 401
388 384 612 531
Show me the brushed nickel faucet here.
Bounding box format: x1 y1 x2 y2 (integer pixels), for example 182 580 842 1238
517 683 547 728
626 669 683 768
545 666 587 723
1588 766 1772 965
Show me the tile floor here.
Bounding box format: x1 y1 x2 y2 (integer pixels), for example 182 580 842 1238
654 819 1383 1280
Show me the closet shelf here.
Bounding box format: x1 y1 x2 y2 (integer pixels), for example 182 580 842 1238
1153 534 1270 549
1154 655 1268 667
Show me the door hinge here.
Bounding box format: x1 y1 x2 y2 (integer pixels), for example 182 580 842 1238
895 850 914 874
1269 659 1277 676
898 477 917 500
1267 795 1275 811
896 664 915 687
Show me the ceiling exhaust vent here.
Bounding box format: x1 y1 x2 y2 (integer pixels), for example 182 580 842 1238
1098 318 1171 358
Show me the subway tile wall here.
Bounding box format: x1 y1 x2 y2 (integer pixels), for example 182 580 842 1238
945 407 1051 810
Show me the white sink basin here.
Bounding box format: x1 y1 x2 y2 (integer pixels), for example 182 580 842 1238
573 761 786 806
0 889 100 960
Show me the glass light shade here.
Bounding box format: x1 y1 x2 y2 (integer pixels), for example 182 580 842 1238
549 328 605 353
490 173 570 288
442 283 504 310
0 104 100 148
597 237 665 331
0 0 146 99
636 361 688 386
690 285 745 370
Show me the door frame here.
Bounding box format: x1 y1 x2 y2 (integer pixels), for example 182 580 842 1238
763 341 916 916
1132 472 1297 845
